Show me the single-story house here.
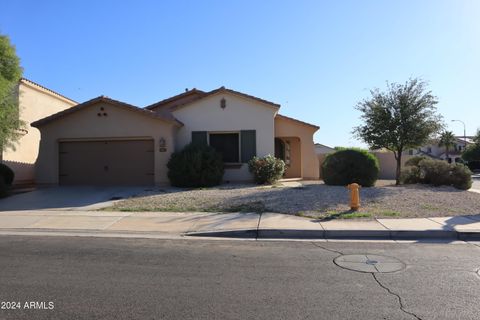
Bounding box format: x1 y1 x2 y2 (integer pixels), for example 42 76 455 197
32 86 320 185
1 79 77 186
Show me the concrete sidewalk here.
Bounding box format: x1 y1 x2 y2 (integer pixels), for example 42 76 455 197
1 210 480 240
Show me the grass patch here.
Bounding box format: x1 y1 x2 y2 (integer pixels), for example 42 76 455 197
318 210 372 220
420 204 440 210
332 212 372 219
378 210 400 217
295 211 317 219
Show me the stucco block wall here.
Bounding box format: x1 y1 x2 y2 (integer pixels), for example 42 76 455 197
35 102 175 185
1 82 76 185
172 93 277 181
373 152 415 180
275 117 319 180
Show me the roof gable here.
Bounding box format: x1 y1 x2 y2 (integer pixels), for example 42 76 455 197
146 86 281 113
276 114 319 130
31 96 183 128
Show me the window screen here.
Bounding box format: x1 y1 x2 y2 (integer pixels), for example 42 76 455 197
209 133 240 163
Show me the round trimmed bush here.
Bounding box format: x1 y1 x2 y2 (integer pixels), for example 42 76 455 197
321 148 379 187
167 143 224 188
248 155 285 184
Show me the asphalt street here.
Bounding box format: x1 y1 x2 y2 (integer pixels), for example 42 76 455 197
0 236 479 320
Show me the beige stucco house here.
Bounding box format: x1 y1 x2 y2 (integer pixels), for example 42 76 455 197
32 86 320 185
1 79 77 185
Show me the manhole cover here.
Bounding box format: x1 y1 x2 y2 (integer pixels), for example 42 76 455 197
334 254 405 273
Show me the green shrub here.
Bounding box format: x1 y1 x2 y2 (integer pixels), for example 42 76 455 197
401 158 472 190
462 144 480 171
404 155 428 167
167 143 224 187
321 148 379 187
0 163 14 185
400 166 421 184
449 165 473 190
248 155 285 184
420 159 451 186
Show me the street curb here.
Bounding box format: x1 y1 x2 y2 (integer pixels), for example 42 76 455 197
187 228 480 240
0 227 479 241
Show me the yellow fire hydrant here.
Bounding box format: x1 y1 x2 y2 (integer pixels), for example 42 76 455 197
347 183 361 211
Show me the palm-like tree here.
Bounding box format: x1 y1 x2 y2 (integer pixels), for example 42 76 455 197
438 131 456 161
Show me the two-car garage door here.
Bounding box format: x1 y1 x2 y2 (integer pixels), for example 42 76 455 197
59 140 154 185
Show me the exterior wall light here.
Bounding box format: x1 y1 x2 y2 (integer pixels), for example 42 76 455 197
159 137 167 152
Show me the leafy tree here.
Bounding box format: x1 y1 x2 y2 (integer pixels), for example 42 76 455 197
0 33 24 157
438 130 456 160
473 128 480 146
462 130 480 170
354 78 443 185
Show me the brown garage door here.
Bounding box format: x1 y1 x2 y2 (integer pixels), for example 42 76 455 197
59 140 154 185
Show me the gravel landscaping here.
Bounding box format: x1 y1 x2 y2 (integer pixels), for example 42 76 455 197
106 180 480 219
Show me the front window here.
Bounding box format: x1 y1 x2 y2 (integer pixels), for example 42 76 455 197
209 133 240 163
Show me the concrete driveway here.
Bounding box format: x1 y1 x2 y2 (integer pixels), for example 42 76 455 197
0 186 153 211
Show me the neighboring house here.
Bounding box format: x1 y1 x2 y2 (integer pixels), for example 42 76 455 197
1 79 77 186
407 136 474 163
314 143 335 178
315 143 335 155
371 136 474 179
32 86 320 185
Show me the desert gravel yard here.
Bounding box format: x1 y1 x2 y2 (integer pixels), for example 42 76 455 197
106 180 480 219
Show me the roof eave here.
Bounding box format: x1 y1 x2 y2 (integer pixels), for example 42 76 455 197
31 96 183 128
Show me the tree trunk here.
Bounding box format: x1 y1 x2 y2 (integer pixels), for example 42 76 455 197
395 152 402 185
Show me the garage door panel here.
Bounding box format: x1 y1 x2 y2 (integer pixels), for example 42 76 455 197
59 140 154 185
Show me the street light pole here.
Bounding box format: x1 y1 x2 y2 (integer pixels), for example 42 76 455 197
451 119 467 152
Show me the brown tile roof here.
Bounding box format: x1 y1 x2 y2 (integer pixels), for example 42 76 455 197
276 114 320 130
145 89 206 111
31 96 183 128
208 87 281 109
20 78 78 104
146 86 281 111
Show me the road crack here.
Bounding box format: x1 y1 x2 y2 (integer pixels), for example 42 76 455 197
255 212 262 240
311 242 343 255
372 273 422 320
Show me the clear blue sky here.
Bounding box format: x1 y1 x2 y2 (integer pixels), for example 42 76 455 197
1 0 479 147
